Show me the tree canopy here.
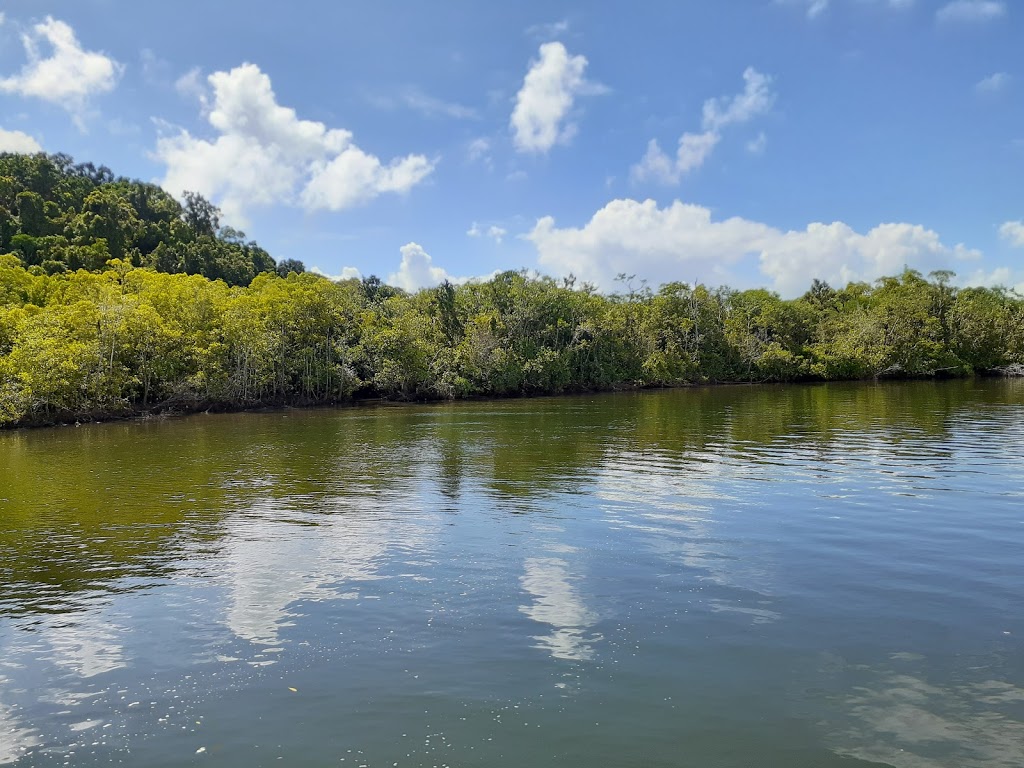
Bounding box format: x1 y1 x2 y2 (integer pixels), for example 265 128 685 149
0 152 298 287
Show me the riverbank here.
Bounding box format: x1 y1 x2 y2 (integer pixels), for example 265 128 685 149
6 368 1014 432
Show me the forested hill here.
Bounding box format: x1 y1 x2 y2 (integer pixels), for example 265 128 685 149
0 152 304 286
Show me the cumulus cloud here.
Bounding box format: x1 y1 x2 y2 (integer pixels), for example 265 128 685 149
384 243 496 292
510 42 605 154
387 243 462 292
975 72 1010 93
936 0 1006 23
0 17 121 123
0 127 42 153
1000 221 1024 247
758 221 980 297
154 63 435 225
963 265 1024 293
526 197 981 297
631 68 775 184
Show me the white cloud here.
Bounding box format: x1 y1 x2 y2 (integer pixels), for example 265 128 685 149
936 0 1006 23
387 242 461 292
632 68 774 184
510 41 605 154
702 68 776 131
467 222 507 244
963 265 1024 293
631 133 720 184
526 197 981 297
0 127 42 153
759 222 980 297
385 243 495 292
310 265 362 281
747 131 768 154
0 12 6 26
975 72 1010 93
300 146 434 212
0 17 121 122
1000 220 1024 247
154 63 435 225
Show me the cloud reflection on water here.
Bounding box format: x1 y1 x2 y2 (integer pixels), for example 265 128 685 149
519 553 599 661
0 686 38 766
826 661 1024 768
221 497 434 648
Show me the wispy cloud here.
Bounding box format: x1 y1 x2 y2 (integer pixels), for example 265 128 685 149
373 87 479 120
776 0 913 20
975 72 1010 93
632 67 775 184
936 0 1006 23
526 19 570 40
467 222 507 244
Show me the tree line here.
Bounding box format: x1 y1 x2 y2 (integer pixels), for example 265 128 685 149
1 152 1022 428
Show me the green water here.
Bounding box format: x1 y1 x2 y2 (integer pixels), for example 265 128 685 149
2 380 1023 767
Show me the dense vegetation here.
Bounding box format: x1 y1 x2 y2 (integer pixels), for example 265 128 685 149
0 152 301 286
1 152 1022 428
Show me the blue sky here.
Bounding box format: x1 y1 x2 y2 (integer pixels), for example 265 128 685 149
0 0 1021 296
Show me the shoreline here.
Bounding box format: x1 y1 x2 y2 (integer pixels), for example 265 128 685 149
4 371 1009 434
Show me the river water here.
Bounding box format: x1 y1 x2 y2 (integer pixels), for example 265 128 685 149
1 380 1023 767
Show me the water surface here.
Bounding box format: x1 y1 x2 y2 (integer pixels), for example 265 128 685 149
2 380 1023 767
